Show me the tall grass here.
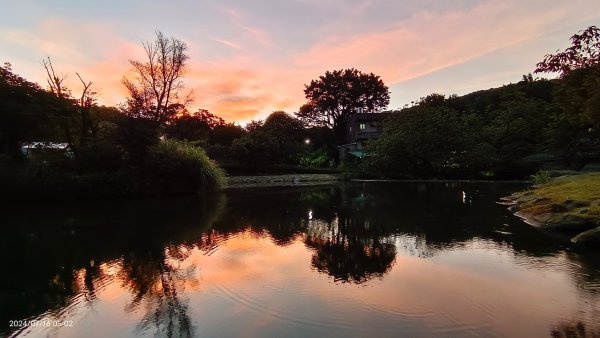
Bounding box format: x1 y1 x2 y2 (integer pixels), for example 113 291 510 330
530 171 551 185
147 139 226 192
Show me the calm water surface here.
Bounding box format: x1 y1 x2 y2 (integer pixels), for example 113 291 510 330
1 182 599 337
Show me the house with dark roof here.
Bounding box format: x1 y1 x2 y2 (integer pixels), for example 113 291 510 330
338 111 392 163
20 142 72 159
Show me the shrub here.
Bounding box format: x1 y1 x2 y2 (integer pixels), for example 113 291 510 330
299 149 329 167
146 139 226 192
531 171 551 185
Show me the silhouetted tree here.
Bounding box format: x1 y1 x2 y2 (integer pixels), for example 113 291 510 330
263 111 304 136
534 26 600 164
42 57 77 147
0 63 67 157
42 57 99 150
416 93 447 107
74 72 96 147
165 116 209 142
122 31 190 126
535 25 600 77
165 109 225 142
193 109 225 128
232 111 305 166
209 123 245 146
296 68 390 141
42 57 70 99
244 119 263 132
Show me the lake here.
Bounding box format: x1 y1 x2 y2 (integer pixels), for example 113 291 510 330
1 182 599 337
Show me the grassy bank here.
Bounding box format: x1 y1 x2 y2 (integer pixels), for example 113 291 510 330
506 173 600 247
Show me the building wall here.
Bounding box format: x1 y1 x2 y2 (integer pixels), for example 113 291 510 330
345 113 388 144
339 112 391 164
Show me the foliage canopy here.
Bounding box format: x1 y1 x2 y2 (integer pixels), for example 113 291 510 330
535 25 600 77
296 68 389 136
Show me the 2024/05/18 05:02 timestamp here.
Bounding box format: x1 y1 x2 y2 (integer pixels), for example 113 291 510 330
9 319 73 328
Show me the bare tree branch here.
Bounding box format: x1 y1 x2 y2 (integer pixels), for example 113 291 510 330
122 31 190 125
75 72 93 108
43 57 68 98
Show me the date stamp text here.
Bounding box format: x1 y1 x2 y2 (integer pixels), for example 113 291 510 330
9 319 73 328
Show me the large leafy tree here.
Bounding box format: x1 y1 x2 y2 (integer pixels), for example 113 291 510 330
368 106 470 177
122 31 190 126
534 26 600 163
263 111 304 139
534 25 600 77
209 123 245 146
297 68 390 138
232 111 305 166
193 109 225 128
165 109 225 142
547 67 600 163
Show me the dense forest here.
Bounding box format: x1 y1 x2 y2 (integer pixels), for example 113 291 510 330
1 26 599 196
369 67 600 178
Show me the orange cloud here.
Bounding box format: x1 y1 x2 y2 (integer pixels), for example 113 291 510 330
183 59 308 122
0 17 145 108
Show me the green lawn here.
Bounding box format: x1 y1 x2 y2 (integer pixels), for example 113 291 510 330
514 173 600 220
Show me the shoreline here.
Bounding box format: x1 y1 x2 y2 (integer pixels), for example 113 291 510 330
226 174 340 188
225 174 531 188
503 174 600 248
352 178 528 184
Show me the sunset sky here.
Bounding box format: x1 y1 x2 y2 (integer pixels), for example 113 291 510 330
1 0 599 123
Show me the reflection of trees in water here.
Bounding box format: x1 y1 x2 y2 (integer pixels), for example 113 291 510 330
213 186 337 246
560 252 600 336
1 194 225 337
119 245 195 338
69 259 104 303
216 183 600 287
551 321 599 338
6 183 600 336
565 252 600 295
511 250 600 334
303 216 397 284
113 196 226 338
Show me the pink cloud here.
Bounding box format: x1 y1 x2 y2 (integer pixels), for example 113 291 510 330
219 6 242 20
238 24 271 47
294 0 570 84
210 37 243 50
217 5 272 48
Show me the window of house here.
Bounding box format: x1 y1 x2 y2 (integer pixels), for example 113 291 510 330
359 123 366 130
